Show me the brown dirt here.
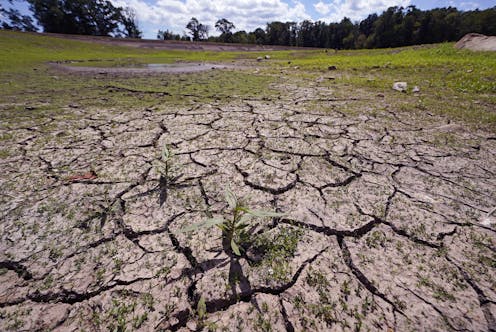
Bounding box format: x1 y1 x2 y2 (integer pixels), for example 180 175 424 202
0 71 495 331
33 31 315 52
455 33 496 51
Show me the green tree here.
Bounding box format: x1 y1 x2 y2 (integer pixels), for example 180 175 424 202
0 4 37 32
359 13 378 36
252 27 266 44
266 21 296 46
157 29 180 40
26 0 140 37
298 20 315 47
186 17 208 41
231 30 249 43
215 18 235 42
120 7 142 38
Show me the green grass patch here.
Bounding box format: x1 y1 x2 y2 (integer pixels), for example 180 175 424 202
0 31 243 73
266 43 496 128
1 31 495 128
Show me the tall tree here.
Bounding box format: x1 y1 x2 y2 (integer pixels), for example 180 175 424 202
298 20 315 47
120 7 142 38
359 13 378 36
215 18 234 34
0 4 37 31
186 17 208 41
266 21 295 46
215 18 235 42
252 27 266 44
26 0 141 37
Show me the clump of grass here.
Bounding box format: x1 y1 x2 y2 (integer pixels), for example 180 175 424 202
252 226 303 281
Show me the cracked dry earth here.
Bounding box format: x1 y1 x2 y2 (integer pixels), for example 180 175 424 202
1 76 496 332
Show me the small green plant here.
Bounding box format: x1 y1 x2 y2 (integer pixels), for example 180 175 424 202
181 187 284 256
153 144 180 182
197 295 207 320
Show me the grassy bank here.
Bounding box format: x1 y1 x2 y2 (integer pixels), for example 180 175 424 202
1 30 495 128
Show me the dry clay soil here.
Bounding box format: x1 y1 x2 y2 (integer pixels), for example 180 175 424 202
1 66 496 332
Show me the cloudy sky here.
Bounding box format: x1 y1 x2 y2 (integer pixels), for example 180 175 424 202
8 0 495 39
108 0 494 38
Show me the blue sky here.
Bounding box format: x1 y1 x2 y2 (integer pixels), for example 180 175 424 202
4 0 495 39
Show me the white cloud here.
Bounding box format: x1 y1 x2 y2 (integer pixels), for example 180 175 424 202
316 0 411 23
110 0 311 38
459 1 480 10
314 1 331 15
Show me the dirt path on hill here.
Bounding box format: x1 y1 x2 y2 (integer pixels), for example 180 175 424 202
36 31 313 52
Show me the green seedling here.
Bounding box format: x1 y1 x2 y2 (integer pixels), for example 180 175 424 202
181 187 284 256
197 295 207 320
153 144 181 182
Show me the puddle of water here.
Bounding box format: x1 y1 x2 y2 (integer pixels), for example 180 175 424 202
68 60 217 69
58 60 241 73
145 63 193 68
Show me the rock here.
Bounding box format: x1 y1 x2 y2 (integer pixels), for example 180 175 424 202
293 66 299 69
256 56 263 62
481 207 496 226
392 81 407 92
264 55 271 59
102 140 113 149
412 86 420 93
186 320 197 331
328 65 337 71
65 171 97 182
316 75 336 83
455 33 496 51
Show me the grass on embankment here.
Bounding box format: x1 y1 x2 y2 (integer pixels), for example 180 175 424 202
0 30 242 72
268 44 495 93
1 30 495 129
264 43 496 127
0 30 277 113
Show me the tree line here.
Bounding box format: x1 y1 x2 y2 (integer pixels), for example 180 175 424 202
160 6 496 49
1 1 495 49
1 0 141 38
